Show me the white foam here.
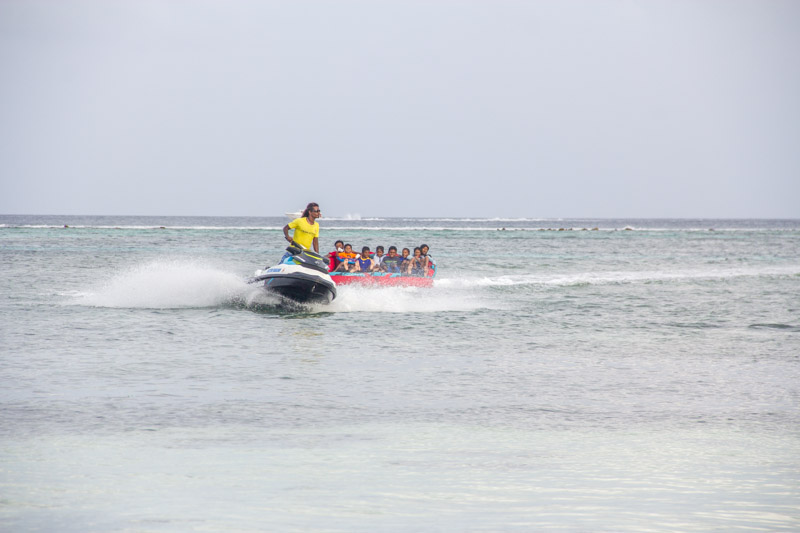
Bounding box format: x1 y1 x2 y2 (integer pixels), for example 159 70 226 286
75 260 252 309
435 265 800 289
73 260 798 312
326 284 489 314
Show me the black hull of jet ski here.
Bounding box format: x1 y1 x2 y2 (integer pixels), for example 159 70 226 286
251 272 337 305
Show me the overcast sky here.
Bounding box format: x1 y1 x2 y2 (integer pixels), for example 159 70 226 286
1 0 798 218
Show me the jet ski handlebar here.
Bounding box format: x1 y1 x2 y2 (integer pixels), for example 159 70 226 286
286 241 307 256
285 242 329 273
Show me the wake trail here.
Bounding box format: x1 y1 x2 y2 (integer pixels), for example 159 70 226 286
435 264 800 289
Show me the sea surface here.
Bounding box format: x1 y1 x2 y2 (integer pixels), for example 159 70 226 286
1 215 799 532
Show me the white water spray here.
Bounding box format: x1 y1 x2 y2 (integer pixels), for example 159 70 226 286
75 260 255 309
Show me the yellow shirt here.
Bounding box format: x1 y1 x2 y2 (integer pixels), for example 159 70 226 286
288 217 319 249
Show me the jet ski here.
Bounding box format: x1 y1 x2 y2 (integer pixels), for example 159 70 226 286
248 243 337 304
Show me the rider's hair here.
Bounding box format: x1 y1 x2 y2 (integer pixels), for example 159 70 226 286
302 202 319 218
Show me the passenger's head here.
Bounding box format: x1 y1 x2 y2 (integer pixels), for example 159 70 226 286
376 246 384 255
361 246 370 255
344 244 353 253
334 240 344 251
302 202 320 218
388 246 397 256
402 248 410 257
413 247 421 256
420 244 429 255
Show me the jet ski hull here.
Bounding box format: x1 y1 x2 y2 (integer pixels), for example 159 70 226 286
250 266 337 305
253 273 336 304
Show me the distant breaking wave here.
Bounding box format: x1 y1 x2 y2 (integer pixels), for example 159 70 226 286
1 224 288 230
4 224 798 233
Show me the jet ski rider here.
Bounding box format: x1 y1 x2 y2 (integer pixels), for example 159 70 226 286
283 202 321 253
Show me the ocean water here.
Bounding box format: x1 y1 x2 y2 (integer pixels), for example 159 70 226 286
1 215 798 532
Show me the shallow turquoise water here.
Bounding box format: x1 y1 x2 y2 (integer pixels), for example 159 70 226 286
1 216 799 531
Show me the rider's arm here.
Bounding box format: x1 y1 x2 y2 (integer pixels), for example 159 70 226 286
283 224 292 243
